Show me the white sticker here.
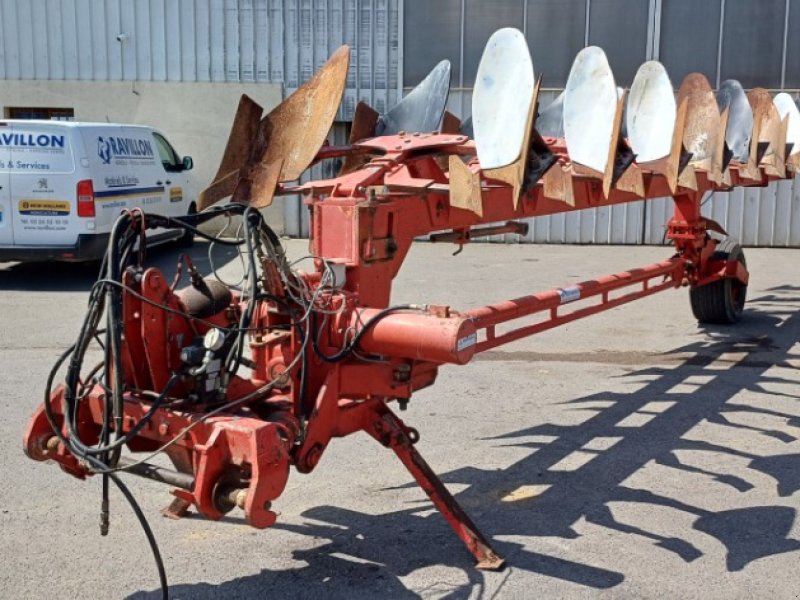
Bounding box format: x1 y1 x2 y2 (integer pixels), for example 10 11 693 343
457 332 478 352
557 286 581 304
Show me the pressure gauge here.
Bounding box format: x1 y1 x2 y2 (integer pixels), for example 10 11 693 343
203 328 225 352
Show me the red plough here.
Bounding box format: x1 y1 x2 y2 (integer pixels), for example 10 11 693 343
23 28 797 593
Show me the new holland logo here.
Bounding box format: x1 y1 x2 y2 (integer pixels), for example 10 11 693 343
19 199 70 215
97 136 154 164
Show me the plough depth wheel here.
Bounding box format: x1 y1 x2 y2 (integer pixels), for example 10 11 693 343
690 238 747 324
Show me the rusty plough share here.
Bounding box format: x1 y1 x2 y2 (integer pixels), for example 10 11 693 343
23 28 800 592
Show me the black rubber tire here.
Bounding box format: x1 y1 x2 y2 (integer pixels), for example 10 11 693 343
689 238 747 324
177 202 196 247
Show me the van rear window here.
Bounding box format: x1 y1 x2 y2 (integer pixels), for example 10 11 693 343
0 129 75 174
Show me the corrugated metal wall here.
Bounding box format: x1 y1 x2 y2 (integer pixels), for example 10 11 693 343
0 0 401 238
642 180 800 247
3 0 800 245
0 0 401 119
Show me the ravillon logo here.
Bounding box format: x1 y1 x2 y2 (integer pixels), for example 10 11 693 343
97 137 112 164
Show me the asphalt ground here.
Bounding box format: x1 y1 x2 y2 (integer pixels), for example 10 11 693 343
1 238 799 599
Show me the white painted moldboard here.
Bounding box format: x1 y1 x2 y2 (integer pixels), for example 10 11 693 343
447 87 800 247
446 88 646 245
0 0 401 121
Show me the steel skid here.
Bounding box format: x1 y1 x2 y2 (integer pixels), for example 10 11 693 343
23 27 796 586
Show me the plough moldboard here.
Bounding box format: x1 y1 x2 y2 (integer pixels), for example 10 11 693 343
23 28 799 594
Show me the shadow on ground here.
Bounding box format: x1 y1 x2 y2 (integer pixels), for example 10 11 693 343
0 238 240 292
125 285 800 599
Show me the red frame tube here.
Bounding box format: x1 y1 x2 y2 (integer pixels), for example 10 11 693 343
467 258 687 353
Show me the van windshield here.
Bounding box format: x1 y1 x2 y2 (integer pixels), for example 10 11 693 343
152 132 182 172
0 127 75 174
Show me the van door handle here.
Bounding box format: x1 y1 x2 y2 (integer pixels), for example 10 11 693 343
165 180 172 185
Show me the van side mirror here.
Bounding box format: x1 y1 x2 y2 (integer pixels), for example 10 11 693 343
182 156 194 171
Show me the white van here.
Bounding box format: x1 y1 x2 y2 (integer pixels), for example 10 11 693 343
0 120 196 262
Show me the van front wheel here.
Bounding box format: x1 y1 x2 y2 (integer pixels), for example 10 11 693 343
177 202 196 247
